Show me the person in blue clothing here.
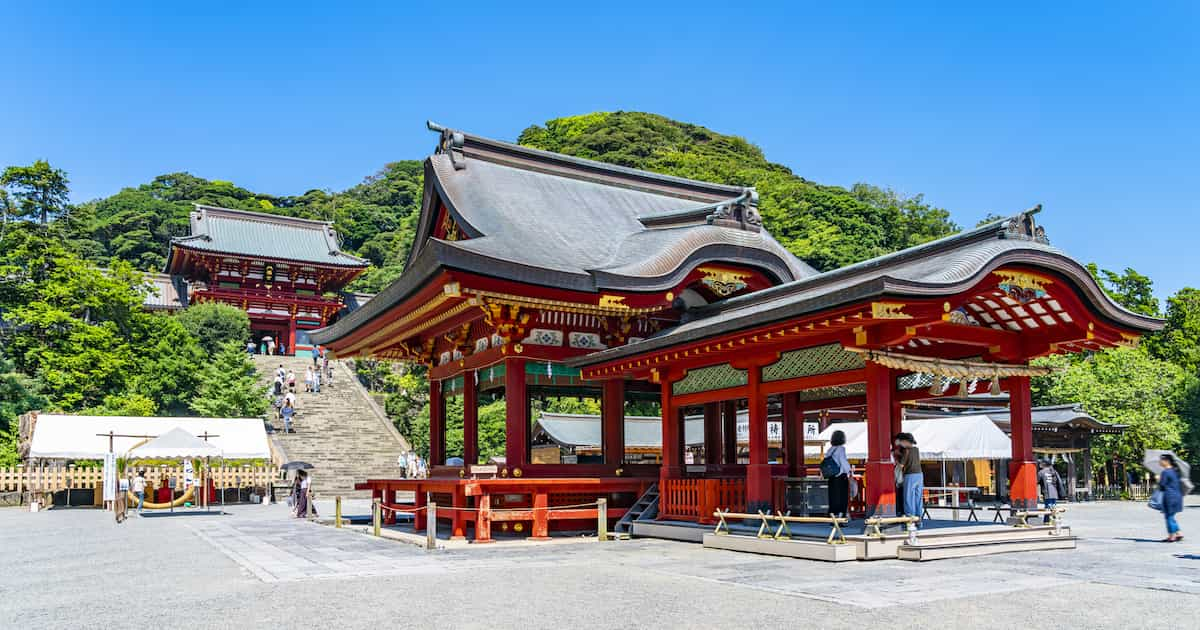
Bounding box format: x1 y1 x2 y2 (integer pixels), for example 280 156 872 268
1158 453 1185 542
312 345 321 367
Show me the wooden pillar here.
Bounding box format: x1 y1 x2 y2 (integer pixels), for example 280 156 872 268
783 393 804 477
475 492 494 543
746 366 771 512
287 318 297 356
463 369 479 467
505 358 528 470
864 361 897 516
429 380 445 469
1008 376 1038 509
450 486 467 540
660 378 681 482
702 403 721 466
413 485 427 532
530 490 551 540
722 400 738 465
602 379 626 466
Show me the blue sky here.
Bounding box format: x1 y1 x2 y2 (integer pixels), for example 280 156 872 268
2 2 1197 301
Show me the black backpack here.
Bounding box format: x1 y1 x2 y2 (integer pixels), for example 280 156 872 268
820 455 841 479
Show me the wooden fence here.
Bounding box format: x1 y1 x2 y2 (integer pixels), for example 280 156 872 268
0 465 277 494
659 478 746 523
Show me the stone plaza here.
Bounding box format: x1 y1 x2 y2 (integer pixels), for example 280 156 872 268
3 498 1198 629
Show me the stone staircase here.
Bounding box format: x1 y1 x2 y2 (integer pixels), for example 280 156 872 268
252 354 409 498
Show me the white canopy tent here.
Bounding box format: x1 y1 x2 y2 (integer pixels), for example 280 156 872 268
805 415 1013 461
126 427 223 459
27 414 270 460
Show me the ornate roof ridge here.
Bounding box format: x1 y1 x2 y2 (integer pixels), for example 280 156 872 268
426 120 748 203
191 204 336 230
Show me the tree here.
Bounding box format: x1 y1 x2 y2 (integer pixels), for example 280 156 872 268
1148 287 1200 371
1033 346 1189 470
1086 263 1159 317
1 160 70 224
190 342 268 417
178 302 251 355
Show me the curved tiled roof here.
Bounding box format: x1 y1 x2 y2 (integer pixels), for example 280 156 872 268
570 210 1164 367
170 205 367 268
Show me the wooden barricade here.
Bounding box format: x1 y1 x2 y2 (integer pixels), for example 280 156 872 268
712 509 849 544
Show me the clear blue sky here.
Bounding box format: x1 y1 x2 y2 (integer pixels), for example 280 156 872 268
3 2 1197 301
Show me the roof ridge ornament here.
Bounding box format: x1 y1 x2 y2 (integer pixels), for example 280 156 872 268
427 120 466 170
638 188 762 232
998 204 1049 244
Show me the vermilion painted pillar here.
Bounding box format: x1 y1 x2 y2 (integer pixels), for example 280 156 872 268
746 366 771 512
287 318 297 356
463 369 478 467
783 393 805 477
660 379 681 481
505 358 528 470
722 400 738 464
703 403 722 465
429 380 445 468
865 362 897 516
1008 376 1038 509
602 379 626 466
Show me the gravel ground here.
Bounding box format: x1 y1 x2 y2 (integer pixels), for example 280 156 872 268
1 497 1198 629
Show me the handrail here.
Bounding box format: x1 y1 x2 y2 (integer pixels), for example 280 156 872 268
862 515 921 538
712 509 848 545
1012 506 1067 530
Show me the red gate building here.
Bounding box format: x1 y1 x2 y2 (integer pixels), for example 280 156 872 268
166 204 369 353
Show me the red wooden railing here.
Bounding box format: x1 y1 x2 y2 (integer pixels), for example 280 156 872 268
659 478 746 523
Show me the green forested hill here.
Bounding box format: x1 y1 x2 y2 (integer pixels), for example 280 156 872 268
519 112 959 271
60 111 959 289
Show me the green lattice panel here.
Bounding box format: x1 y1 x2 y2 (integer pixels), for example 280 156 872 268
673 363 748 396
794 382 866 402
762 343 865 382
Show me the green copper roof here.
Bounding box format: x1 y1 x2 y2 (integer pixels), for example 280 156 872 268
171 204 367 267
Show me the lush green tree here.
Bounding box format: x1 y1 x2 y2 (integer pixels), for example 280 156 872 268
190 342 268 417
1086 263 1160 317
1148 287 1200 371
1033 346 1189 469
1 160 70 224
178 302 251 355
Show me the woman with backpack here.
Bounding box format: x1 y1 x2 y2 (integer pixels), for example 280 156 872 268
822 430 853 517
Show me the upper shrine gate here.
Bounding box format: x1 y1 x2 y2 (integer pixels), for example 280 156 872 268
310 123 1161 540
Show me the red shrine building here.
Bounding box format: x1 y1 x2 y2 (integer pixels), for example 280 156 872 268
310 123 1161 542
165 204 369 352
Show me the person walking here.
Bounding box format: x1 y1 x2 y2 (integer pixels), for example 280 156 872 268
1157 453 1185 542
824 430 853 517
1038 459 1067 523
312 366 321 394
132 470 147 514
893 435 906 516
898 433 923 519
397 452 408 479
286 369 296 392
281 400 296 433
312 345 321 367
246 340 256 355
280 341 287 356
304 366 314 393
267 338 276 356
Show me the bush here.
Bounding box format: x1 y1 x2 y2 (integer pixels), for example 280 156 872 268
178 303 251 355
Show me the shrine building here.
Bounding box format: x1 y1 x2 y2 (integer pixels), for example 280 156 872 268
165 204 369 352
309 123 1161 542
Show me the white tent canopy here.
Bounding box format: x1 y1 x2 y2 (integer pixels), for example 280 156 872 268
27 414 270 460
126 427 223 459
805 415 1012 461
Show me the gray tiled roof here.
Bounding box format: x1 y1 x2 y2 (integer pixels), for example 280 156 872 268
142 273 187 311
310 127 815 345
170 205 367 267
569 211 1164 367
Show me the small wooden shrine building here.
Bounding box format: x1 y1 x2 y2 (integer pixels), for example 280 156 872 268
310 123 1161 540
166 205 368 352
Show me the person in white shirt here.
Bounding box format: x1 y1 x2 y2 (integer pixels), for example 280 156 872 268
825 430 853 517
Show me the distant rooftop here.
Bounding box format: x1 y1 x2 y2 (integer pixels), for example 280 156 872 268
169 204 367 268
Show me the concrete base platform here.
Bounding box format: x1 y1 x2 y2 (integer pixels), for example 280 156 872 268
898 534 1076 561
631 521 706 542
850 525 1071 560
703 533 857 562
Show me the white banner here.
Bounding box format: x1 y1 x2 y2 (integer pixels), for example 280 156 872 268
102 452 116 502
183 459 195 488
